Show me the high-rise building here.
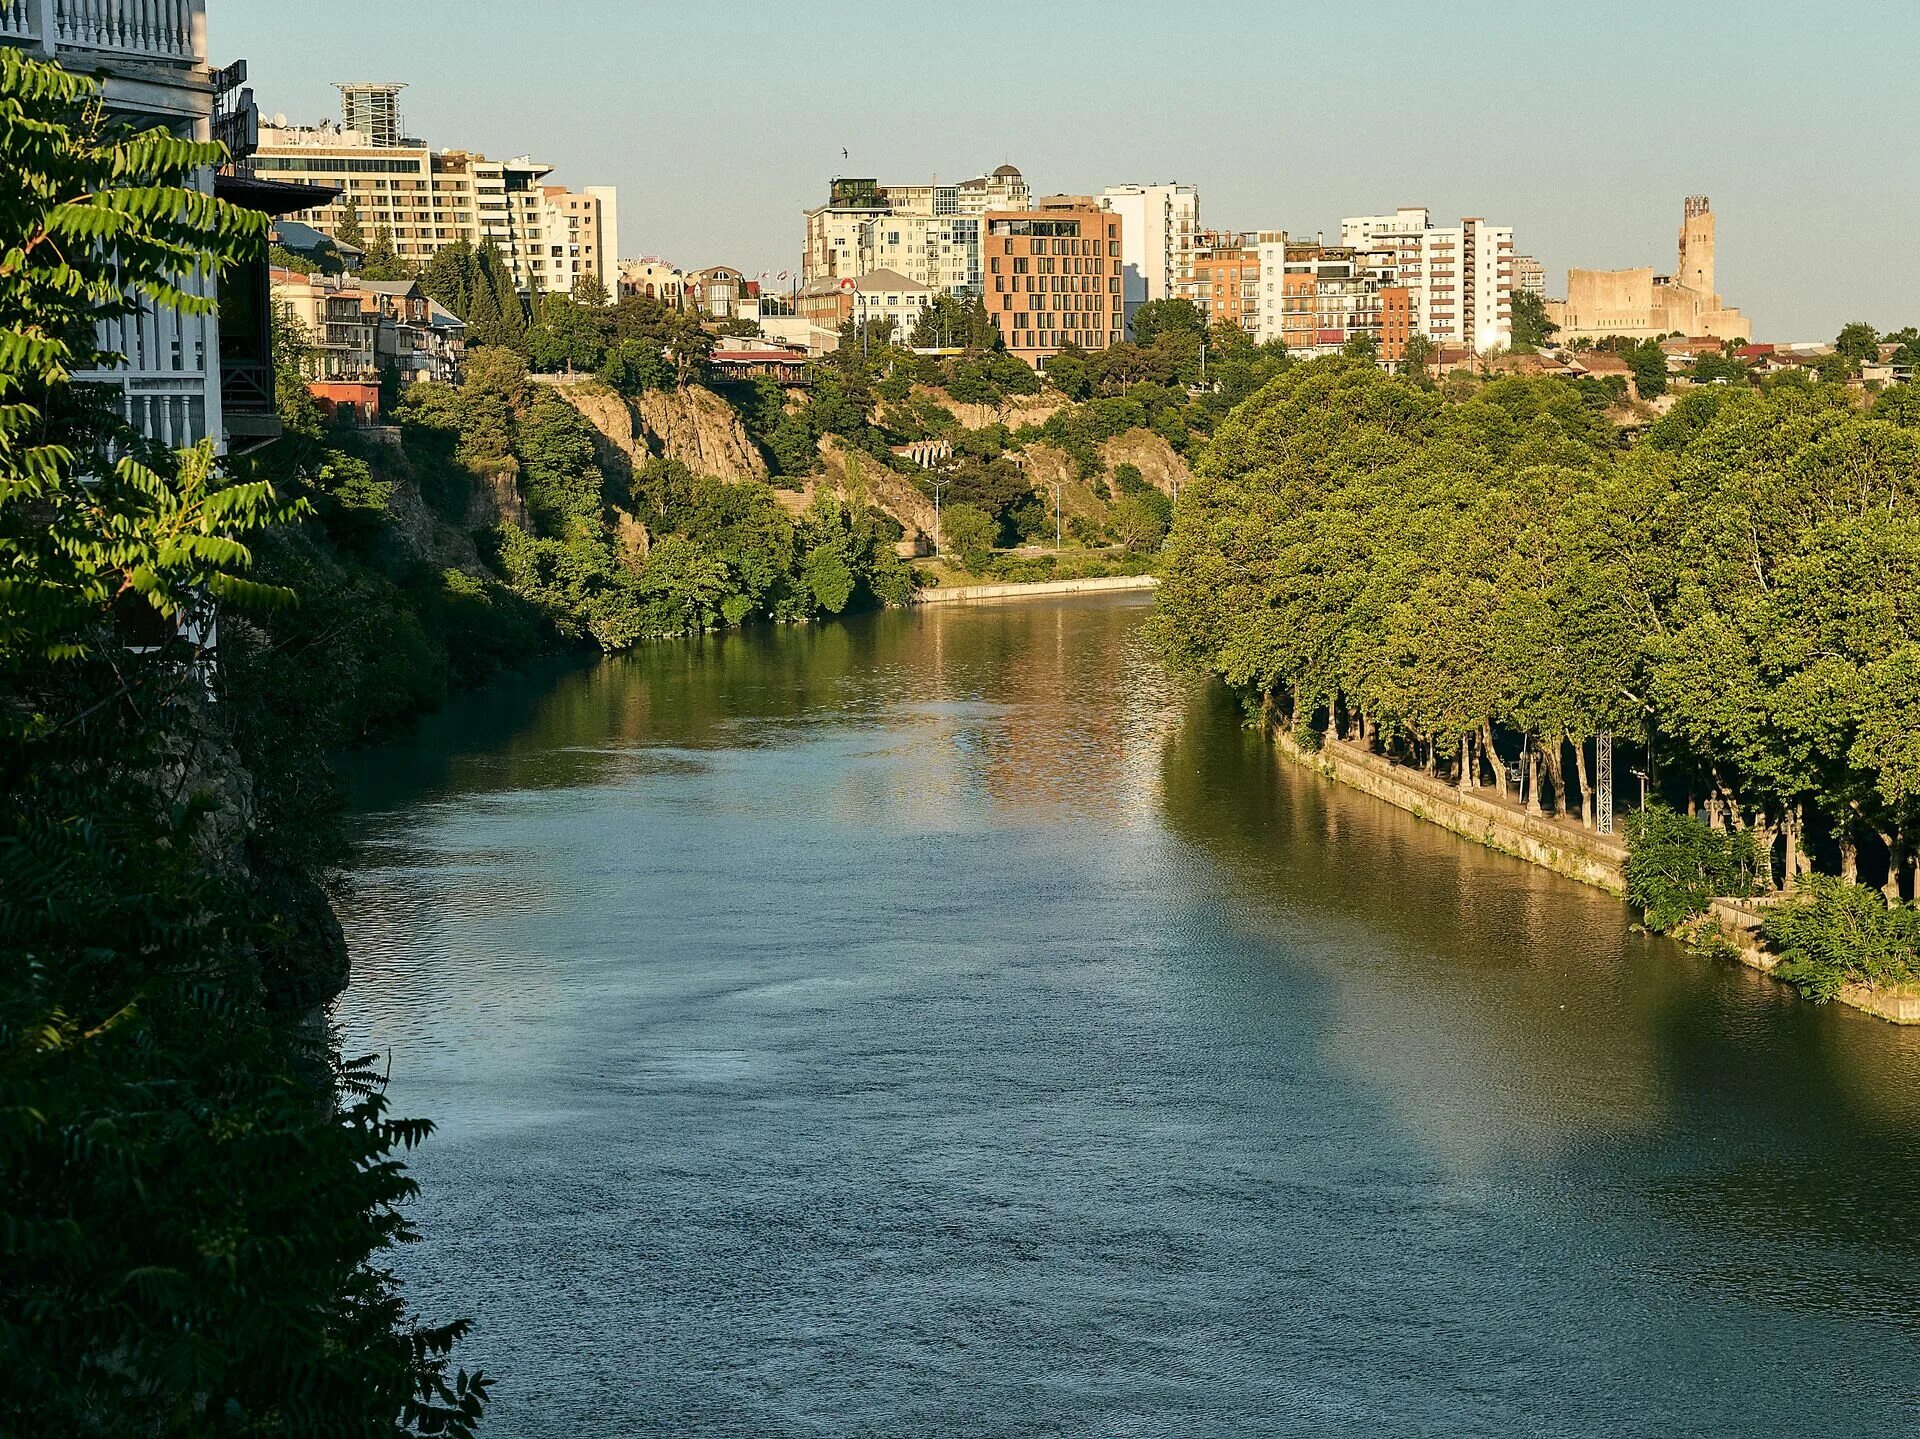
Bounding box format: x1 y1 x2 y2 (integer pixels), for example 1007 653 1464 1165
1513 254 1546 297
1254 236 1395 358
1341 207 1516 352
802 166 1028 295
982 196 1125 367
336 82 408 148
1099 183 1201 331
254 87 618 298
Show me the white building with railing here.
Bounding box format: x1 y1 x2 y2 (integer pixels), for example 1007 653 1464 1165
2 0 224 447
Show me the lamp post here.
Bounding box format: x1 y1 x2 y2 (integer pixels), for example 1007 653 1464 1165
930 472 951 555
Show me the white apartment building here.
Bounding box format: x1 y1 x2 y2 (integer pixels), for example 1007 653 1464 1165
1341 207 1515 351
802 165 1028 294
254 84 618 298
1100 183 1201 330
0 0 312 451
858 213 983 296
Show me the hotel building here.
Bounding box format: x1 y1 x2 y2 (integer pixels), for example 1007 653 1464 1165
982 196 1125 366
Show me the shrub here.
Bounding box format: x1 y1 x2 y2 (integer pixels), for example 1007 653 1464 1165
1763 877 1920 1002
1624 805 1762 931
940 502 997 571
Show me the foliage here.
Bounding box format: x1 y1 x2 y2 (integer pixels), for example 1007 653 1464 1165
1764 877 1920 1002
1156 357 1920 925
1510 291 1558 351
0 43 487 1432
359 224 411 281
1624 806 1762 931
940 501 997 570
1131 298 1207 347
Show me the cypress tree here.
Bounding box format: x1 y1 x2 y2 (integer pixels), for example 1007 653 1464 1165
420 238 475 319
335 193 365 252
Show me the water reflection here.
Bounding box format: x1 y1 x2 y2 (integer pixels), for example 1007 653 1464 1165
338 593 1920 1437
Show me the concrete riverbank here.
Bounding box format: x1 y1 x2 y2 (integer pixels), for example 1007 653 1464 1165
1272 727 1920 1025
912 574 1158 605
1271 728 1629 894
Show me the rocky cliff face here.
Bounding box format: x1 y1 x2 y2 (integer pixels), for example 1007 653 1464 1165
546 377 769 482
1099 429 1193 497
633 386 768 480
913 385 1067 432
803 437 939 543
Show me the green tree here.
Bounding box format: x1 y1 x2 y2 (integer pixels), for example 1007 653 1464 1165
1131 297 1207 347
1511 291 1559 351
335 191 365 251
941 501 997 570
1835 321 1880 366
360 223 411 281
1627 337 1668 397
1342 330 1380 362
420 237 476 319
0 42 488 1433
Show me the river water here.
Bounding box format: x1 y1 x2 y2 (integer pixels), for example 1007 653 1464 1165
338 593 1920 1437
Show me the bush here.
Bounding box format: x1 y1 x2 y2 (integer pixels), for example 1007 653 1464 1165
940 502 997 571
1763 877 1920 1002
1624 805 1762 931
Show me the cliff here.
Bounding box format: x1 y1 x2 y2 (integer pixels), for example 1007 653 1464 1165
1100 429 1193 497
542 376 769 482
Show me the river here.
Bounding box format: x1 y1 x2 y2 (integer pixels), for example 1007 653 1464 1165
338 592 1920 1437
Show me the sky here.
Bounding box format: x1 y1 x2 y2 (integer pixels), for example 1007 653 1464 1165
219 0 1920 342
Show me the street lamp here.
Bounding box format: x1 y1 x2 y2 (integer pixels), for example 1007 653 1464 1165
930 472 951 555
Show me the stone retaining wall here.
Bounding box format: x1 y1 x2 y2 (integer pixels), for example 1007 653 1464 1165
1271 729 1631 893
912 574 1158 605
1705 899 1920 1024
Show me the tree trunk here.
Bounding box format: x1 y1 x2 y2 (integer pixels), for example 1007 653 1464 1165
1526 745 1545 817
1839 831 1858 886
1749 814 1777 892
1878 825 1903 903
1458 734 1476 791
1542 738 1566 817
1424 737 1437 776
1481 720 1507 799
1573 739 1594 829
1783 807 1809 889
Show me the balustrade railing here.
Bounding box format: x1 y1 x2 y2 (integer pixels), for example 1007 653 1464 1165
0 0 204 61
57 0 201 61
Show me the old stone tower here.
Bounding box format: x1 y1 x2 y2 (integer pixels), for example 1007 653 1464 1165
1677 195 1714 297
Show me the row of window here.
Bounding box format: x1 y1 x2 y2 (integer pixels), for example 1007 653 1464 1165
1007 329 1122 348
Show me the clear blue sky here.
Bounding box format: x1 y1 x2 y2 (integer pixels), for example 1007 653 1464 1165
219 0 1917 341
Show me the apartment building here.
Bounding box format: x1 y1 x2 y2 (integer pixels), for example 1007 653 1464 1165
271 269 464 387
802 165 1028 294
795 269 935 347
1252 237 1384 357
982 196 1125 367
1513 255 1546 297
1341 207 1515 352
0 0 328 452
1190 231 1261 334
1099 183 1201 329
254 83 618 297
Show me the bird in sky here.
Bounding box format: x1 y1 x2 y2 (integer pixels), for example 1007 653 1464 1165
842 148 849 159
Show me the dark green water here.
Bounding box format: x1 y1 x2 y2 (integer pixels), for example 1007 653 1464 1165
338 593 1920 1437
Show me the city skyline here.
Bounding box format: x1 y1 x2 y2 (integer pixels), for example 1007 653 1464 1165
220 0 1917 342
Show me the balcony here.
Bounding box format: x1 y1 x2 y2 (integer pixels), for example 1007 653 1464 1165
0 0 205 64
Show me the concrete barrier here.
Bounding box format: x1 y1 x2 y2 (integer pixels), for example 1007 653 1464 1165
1272 728 1630 895
912 574 1158 605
